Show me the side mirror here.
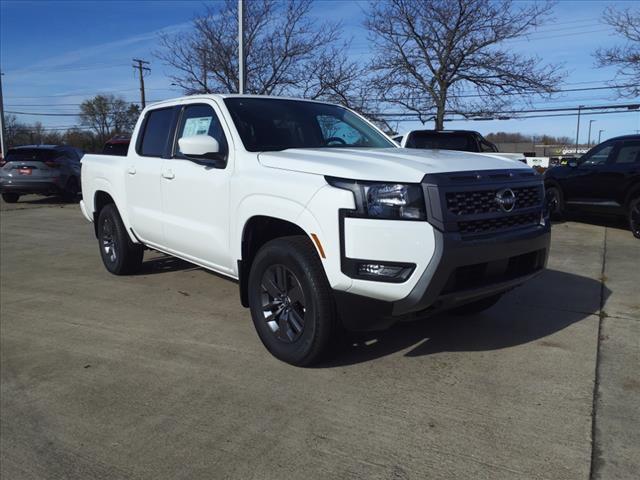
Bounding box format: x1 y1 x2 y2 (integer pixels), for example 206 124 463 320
178 135 226 168
568 161 578 168
178 135 220 157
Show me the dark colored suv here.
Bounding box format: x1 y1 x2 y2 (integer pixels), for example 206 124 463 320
544 135 640 238
0 145 82 203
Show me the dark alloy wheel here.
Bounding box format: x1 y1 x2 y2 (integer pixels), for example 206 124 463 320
545 186 563 219
629 197 640 239
2 193 20 203
97 204 144 275
248 236 337 366
260 264 307 343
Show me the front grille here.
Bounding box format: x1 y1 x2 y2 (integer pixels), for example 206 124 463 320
458 212 540 235
446 186 541 216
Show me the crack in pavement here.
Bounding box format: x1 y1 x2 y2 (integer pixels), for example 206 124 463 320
589 227 607 480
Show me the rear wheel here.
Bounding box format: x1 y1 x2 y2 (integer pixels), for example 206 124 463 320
97 204 144 275
1 193 20 203
62 176 79 202
451 294 503 315
545 185 564 219
629 197 640 239
248 236 336 366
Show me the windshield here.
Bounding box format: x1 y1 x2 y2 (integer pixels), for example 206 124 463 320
406 132 476 152
5 148 58 162
224 98 395 152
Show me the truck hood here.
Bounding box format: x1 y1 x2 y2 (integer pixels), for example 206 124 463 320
484 152 526 162
258 148 530 182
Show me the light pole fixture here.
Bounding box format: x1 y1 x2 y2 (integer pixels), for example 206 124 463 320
598 129 604 144
575 105 584 153
587 120 596 146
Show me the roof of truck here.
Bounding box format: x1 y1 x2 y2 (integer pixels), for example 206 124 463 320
147 94 339 109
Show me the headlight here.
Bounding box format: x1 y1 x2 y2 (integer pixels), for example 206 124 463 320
326 177 426 220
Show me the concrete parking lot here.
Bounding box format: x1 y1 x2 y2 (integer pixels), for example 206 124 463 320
1 196 638 480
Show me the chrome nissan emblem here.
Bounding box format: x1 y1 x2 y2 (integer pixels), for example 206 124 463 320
495 188 516 212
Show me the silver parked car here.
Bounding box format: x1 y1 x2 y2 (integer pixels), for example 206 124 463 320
0 145 82 203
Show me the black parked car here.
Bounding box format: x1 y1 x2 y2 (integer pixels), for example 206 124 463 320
0 145 82 203
544 135 640 238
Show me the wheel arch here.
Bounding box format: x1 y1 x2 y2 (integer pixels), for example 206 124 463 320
238 215 312 307
623 182 640 210
91 189 137 243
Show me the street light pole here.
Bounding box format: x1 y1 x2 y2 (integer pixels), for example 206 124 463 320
587 119 596 146
575 105 584 154
238 0 245 94
598 129 604 144
0 72 5 158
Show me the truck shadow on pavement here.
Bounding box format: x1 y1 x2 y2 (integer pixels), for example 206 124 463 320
320 268 610 367
135 255 199 275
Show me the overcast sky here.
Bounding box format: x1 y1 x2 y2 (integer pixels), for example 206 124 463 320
1 0 639 142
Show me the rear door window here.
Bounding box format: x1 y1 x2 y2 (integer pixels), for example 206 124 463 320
139 108 175 157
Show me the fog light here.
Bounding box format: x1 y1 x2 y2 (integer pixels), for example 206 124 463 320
356 262 414 281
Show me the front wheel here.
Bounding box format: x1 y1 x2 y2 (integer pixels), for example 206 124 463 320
2 193 20 203
629 197 640 239
545 185 564 219
248 236 336 366
97 204 144 275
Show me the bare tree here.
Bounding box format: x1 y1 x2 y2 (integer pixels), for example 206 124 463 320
595 6 640 97
365 0 563 129
156 0 367 102
79 95 139 143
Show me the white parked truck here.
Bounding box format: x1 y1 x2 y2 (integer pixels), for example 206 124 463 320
80 95 550 365
393 129 528 164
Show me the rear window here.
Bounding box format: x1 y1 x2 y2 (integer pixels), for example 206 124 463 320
406 132 476 152
5 148 58 162
102 142 130 156
139 108 174 157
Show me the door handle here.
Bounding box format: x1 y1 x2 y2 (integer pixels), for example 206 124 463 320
162 170 175 180
127 167 136 175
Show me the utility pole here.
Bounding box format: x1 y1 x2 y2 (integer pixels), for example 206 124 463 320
238 0 245 94
598 129 604 144
0 72 6 157
574 105 584 154
587 119 596 146
132 59 150 108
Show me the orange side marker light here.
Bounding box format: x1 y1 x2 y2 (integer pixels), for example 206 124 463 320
310 233 326 259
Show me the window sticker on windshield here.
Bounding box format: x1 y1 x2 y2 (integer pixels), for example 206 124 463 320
183 117 212 137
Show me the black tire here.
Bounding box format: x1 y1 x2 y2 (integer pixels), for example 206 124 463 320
451 294 503 315
545 185 564 219
62 176 79 202
629 197 640 239
2 193 20 203
97 204 144 275
248 235 336 366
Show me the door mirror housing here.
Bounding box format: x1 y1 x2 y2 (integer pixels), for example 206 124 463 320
178 135 226 167
568 160 578 168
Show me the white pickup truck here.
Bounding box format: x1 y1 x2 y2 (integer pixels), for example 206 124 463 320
80 95 550 365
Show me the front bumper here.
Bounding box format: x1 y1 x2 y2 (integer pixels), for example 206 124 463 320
392 222 550 316
333 168 550 331
334 222 550 330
